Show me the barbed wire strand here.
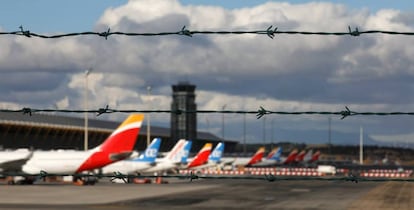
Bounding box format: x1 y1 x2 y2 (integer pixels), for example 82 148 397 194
3 171 413 184
3 25 414 40
3 106 414 120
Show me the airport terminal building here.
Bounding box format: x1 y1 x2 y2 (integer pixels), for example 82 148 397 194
0 82 237 153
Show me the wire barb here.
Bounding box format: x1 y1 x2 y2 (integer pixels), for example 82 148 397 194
173 109 183 115
99 28 111 40
179 26 192 37
110 171 128 183
96 105 112 116
21 107 33 116
256 106 270 119
345 173 359 183
18 25 31 37
265 174 276 182
39 170 48 181
348 26 360 36
340 106 357 119
188 171 199 182
266 25 277 39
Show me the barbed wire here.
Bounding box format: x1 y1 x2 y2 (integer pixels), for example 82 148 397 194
3 25 414 39
2 106 414 120
2 171 413 184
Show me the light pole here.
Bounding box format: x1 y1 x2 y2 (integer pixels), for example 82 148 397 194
271 118 274 148
243 113 246 155
146 86 152 147
328 116 332 155
262 116 266 150
84 68 92 151
222 104 226 140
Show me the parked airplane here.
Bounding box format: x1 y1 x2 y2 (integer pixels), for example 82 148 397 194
143 139 192 173
203 142 225 167
252 147 282 167
186 142 224 169
305 150 321 163
252 148 301 166
281 149 299 164
281 149 321 165
294 150 306 163
187 142 225 170
266 147 282 161
180 140 193 165
222 147 266 167
100 137 161 175
20 114 144 184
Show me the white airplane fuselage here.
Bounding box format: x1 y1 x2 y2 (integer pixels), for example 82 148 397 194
143 160 178 173
187 161 219 170
101 160 153 174
222 157 252 166
22 150 93 174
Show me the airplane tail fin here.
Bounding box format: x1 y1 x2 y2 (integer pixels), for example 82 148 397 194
209 142 225 163
187 143 213 168
267 147 282 161
266 147 278 159
310 150 320 163
247 147 265 165
295 150 306 162
284 149 299 164
303 149 313 163
165 139 187 163
94 114 144 157
76 114 144 172
181 140 193 164
134 138 162 162
95 114 144 156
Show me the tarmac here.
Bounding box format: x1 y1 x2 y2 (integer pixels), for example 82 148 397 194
0 178 413 210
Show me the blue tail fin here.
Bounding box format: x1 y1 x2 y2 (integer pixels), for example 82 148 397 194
268 147 282 161
133 138 161 162
209 142 225 163
181 140 192 164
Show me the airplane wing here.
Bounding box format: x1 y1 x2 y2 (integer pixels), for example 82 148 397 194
0 150 33 172
109 151 133 161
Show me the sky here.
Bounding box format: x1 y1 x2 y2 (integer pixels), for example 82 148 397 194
1 0 414 147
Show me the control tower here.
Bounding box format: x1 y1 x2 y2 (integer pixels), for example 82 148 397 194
170 81 197 141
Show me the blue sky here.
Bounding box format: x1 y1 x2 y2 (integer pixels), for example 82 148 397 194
0 0 127 32
0 1 412 33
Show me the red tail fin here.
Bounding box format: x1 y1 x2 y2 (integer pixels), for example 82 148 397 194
284 149 298 164
247 147 265 165
76 114 144 172
187 143 212 168
98 114 144 153
295 150 306 162
310 150 321 163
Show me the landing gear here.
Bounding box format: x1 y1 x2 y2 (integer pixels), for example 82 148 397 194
6 176 35 185
73 174 98 185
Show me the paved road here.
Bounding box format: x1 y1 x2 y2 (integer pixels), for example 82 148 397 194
0 178 412 209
